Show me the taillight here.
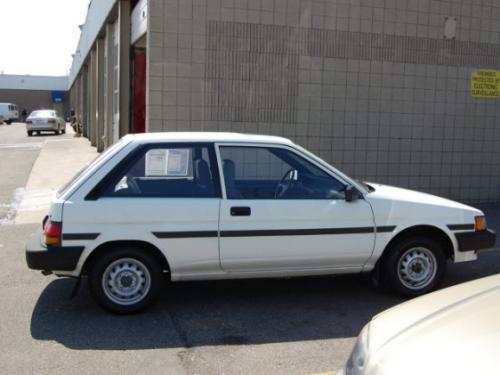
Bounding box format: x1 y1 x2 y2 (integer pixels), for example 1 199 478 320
26 120 32 124
44 220 62 246
47 119 56 124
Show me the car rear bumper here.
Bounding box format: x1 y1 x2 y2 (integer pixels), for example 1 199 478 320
455 229 496 252
25 230 84 271
26 124 59 131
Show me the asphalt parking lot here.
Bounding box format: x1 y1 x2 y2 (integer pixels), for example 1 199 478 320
1 122 500 374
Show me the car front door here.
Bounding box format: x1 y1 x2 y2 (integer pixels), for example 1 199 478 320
217 144 376 272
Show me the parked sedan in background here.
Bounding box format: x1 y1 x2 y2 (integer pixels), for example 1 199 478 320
26 110 66 136
340 273 500 375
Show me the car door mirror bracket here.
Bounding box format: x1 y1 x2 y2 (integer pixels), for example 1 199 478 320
345 185 358 202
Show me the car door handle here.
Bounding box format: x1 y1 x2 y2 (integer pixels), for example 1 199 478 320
230 206 251 216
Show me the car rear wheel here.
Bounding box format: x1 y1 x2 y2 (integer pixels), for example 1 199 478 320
5 120 12 125
381 236 446 297
27 131 33 136
88 248 163 314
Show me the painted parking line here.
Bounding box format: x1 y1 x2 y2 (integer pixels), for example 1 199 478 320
0 143 43 150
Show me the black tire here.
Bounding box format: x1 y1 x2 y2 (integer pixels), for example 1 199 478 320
27 131 33 136
381 236 446 297
88 247 163 314
62 128 66 134
5 120 12 125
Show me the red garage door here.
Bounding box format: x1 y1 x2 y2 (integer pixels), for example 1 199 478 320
132 49 146 133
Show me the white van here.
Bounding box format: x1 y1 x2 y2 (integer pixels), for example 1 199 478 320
0 103 19 124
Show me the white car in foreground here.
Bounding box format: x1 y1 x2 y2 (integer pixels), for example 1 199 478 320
26 110 66 136
340 273 500 375
25 133 496 313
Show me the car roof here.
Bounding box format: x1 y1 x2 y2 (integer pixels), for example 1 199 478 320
29 110 56 115
130 132 294 145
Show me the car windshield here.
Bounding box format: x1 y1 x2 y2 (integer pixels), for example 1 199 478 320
30 110 56 118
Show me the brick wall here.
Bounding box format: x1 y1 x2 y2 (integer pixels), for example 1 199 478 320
146 0 500 202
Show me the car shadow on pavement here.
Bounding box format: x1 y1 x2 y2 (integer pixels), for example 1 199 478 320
30 274 401 350
30 249 500 351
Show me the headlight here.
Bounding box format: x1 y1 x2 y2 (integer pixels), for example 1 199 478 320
345 324 370 375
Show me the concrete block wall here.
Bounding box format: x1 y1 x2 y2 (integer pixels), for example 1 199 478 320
146 0 500 202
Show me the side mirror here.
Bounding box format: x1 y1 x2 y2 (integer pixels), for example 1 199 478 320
345 185 357 202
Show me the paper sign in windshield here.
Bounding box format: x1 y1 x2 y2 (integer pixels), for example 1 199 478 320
145 149 190 177
166 149 190 176
145 149 168 176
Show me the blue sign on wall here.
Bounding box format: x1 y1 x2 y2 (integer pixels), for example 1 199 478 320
52 91 65 103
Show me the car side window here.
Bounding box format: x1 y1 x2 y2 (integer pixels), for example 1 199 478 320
99 144 220 198
219 146 346 199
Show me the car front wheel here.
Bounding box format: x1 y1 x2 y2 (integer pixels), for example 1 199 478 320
88 248 163 314
382 236 446 297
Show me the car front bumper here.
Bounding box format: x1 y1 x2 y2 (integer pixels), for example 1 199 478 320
455 229 496 252
25 230 84 272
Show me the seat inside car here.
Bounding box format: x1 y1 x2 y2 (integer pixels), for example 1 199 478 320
194 158 211 189
223 159 243 198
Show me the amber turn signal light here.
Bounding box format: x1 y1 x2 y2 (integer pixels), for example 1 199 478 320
475 216 486 231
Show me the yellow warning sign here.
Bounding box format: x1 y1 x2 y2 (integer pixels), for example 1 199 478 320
471 70 500 98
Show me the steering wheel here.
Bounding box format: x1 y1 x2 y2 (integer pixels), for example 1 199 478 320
274 169 296 198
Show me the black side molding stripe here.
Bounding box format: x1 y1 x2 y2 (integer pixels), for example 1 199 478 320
62 233 100 240
153 231 218 239
447 224 475 231
220 226 396 238
153 226 397 239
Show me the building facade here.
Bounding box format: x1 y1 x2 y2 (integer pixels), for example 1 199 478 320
69 0 500 202
0 75 68 117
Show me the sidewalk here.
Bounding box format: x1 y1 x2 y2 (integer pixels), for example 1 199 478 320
14 128 97 224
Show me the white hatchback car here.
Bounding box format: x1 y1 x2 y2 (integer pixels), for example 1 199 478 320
26 133 496 313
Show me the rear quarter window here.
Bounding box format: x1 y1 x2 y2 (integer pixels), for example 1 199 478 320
57 137 133 198
91 143 221 199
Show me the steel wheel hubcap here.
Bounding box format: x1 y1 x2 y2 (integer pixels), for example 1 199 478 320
102 258 151 306
397 247 437 290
